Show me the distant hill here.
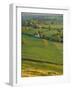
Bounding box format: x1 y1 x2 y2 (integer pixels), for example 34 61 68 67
21 12 63 24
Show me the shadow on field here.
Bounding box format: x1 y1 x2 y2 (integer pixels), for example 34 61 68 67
22 58 63 65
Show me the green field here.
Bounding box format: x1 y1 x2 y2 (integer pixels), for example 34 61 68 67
21 33 63 77
21 13 63 77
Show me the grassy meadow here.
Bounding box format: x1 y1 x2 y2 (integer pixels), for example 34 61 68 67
21 13 63 77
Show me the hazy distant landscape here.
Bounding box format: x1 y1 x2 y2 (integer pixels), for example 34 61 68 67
21 13 63 77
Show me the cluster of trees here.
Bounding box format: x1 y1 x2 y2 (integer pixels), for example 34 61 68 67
22 19 63 43
34 30 63 43
47 30 63 42
22 19 42 29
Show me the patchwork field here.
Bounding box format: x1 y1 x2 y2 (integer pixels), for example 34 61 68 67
21 13 63 77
